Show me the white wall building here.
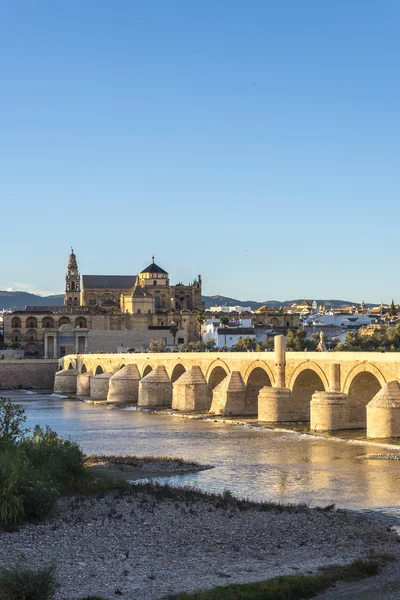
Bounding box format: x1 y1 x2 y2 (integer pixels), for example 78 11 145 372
209 305 252 314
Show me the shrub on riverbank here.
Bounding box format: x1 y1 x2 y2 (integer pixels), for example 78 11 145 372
0 560 57 600
0 399 92 526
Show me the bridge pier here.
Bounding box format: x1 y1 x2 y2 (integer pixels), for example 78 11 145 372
172 366 209 411
77 370 93 396
54 368 78 395
89 372 113 401
258 334 292 422
310 363 348 432
138 365 172 407
209 371 246 416
258 386 293 421
367 381 400 438
107 364 141 405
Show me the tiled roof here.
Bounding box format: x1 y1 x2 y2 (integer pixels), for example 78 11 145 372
82 275 137 289
140 260 168 274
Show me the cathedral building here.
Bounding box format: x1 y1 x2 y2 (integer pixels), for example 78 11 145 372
4 250 204 357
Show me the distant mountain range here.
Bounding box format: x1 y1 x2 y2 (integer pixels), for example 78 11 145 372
0 290 373 312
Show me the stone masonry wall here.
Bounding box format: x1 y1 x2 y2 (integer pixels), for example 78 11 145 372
0 360 59 389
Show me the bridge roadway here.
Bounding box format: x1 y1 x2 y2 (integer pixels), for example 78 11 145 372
57 336 400 435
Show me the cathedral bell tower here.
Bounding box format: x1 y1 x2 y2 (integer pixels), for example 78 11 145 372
64 248 81 306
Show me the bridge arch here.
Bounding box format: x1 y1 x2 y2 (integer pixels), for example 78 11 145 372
343 363 385 428
95 365 103 375
289 362 328 421
142 364 153 378
244 363 274 414
81 364 87 374
171 363 186 384
205 359 230 383
243 361 275 387
206 360 230 401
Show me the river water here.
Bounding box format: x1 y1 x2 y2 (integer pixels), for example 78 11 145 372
6 390 400 527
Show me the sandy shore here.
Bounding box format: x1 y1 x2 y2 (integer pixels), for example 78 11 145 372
1 483 399 600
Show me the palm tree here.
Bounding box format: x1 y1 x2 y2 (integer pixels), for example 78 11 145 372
169 322 179 346
220 314 230 347
196 312 205 341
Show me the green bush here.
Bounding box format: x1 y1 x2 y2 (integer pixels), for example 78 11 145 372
0 448 27 524
21 478 59 521
0 561 57 600
19 425 86 490
0 398 28 444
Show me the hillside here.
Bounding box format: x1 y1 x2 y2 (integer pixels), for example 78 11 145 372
202 295 370 311
0 291 64 310
0 290 370 312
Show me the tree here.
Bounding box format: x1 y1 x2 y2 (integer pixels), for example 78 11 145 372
148 339 166 352
220 314 230 327
204 339 216 351
169 322 179 346
233 336 256 352
196 312 205 341
390 300 397 316
0 398 28 444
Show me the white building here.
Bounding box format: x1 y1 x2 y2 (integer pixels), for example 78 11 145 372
202 317 255 348
209 305 252 314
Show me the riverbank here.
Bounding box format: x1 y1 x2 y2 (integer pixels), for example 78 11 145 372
84 454 213 482
1 482 399 600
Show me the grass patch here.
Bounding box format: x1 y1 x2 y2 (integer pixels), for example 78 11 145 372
129 481 308 513
165 556 394 600
0 560 57 600
84 454 204 468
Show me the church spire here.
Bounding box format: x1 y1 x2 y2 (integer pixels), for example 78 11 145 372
64 248 81 307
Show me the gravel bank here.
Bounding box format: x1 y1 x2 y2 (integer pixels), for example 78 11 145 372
1 485 399 600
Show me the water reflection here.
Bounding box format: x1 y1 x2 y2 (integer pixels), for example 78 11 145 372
6 390 400 525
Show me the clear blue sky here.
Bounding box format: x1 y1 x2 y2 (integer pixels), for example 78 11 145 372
1 1 399 302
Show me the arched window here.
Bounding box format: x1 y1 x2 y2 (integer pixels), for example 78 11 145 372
71 281 75 290
75 317 87 328
11 317 21 329
155 296 161 308
26 317 37 329
137 308 141 314
59 316 71 326
162 295 166 308
12 330 21 342
42 317 54 329
153 281 157 286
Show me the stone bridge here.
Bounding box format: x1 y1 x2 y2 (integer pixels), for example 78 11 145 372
55 336 400 438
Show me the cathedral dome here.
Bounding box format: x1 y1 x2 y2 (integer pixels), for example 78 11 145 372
140 256 168 275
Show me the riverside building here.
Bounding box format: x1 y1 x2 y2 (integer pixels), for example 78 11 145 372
3 250 204 357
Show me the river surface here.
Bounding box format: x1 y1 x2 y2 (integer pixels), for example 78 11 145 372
6 390 400 527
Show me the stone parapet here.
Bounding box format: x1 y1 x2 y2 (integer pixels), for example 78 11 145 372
172 366 208 411
54 368 78 395
138 365 172 407
367 380 400 438
258 386 292 422
310 391 348 432
107 364 141 405
89 372 113 401
209 371 246 416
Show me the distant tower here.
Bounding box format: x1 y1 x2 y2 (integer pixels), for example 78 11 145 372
64 248 81 306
